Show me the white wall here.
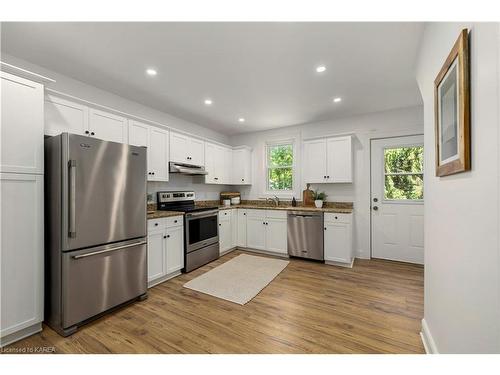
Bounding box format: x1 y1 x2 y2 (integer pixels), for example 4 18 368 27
230 105 424 259
416 22 500 353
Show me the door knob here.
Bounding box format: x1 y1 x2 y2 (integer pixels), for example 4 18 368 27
373 206 379 211
373 197 378 202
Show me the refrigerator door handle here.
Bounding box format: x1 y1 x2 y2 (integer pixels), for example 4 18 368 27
68 159 77 238
72 240 147 259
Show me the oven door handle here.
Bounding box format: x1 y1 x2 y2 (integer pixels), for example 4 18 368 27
186 210 219 219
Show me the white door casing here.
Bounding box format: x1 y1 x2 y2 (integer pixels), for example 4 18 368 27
371 135 424 264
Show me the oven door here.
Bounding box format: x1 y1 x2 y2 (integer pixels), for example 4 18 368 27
185 210 219 252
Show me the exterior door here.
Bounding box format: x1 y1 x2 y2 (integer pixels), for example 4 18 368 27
64 134 147 251
371 135 424 264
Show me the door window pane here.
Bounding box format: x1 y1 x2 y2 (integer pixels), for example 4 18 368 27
385 174 423 200
384 145 424 201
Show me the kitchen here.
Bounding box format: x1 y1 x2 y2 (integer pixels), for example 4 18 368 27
1 12 500 366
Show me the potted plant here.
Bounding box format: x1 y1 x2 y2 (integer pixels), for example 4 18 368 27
312 190 327 208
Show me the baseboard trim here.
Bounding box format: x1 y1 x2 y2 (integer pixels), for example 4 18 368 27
420 318 439 354
325 257 355 268
148 269 182 288
0 322 42 348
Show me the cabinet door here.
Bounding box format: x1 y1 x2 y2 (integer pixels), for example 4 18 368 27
188 138 205 166
169 132 189 163
1 173 43 337
147 229 167 284
223 147 233 184
45 95 89 137
89 108 128 144
237 209 247 247
324 222 352 263
219 218 232 253
149 127 169 182
232 149 244 184
1 72 44 174
166 225 184 274
327 136 352 183
231 209 238 248
303 139 327 183
246 211 266 251
265 217 288 254
204 143 218 184
128 121 149 148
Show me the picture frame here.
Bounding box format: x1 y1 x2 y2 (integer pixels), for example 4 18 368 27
434 28 471 177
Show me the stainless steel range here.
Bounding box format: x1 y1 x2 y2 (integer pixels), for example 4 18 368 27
157 191 219 272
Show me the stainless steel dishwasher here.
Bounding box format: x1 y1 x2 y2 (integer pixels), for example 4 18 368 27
287 211 324 260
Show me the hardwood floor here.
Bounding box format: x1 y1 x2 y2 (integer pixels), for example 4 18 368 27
8 250 424 353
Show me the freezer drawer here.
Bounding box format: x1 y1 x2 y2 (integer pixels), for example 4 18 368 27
61 238 147 328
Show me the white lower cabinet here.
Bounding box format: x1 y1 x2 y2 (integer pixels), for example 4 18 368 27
147 216 184 287
1 173 44 345
165 226 184 274
219 209 236 254
324 213 353 266
237 209 247 247
245 209 287 256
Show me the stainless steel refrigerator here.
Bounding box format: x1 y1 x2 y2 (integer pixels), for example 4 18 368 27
45 133 147 336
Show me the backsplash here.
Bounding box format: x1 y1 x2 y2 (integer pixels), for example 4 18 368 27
147 173 230 202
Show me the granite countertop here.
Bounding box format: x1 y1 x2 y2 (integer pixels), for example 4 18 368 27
217 204 353 214
147 210 185 219
147 200 353 220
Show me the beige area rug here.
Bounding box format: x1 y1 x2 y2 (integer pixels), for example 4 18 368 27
183 254 289 305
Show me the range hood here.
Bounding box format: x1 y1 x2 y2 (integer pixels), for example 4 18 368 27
169 162 208 175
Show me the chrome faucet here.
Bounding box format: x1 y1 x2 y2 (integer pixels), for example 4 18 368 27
266 196 280 207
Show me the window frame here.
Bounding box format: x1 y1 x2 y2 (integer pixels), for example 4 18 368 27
382 143 424 203
263 138 298 198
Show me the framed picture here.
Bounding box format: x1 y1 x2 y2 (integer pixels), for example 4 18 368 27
434 28 471 177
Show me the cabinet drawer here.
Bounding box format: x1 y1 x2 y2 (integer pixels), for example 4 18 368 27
246 209 266 219
325 213 352 224
165 215 183 228
148 218 167 231
219 210 232 221
266 210 287 219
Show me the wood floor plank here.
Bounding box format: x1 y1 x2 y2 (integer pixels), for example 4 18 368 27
6 250 425 354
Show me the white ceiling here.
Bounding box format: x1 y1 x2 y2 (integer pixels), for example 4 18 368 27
1 22 424 135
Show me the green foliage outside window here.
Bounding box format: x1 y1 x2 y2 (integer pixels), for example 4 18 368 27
384 146 424 200
267 144 293 190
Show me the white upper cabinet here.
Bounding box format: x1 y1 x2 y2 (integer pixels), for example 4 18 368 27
204 143 233 184
170 132 205 166
1 72 44 174
88 108 128 144
231 148 252 185
303 139 327 183
149 127 169 182
303 135 352 183
129 120 169 182
326 136 352 183
45 95 89 137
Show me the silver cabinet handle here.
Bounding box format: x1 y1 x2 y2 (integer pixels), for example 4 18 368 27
72 241 147 259
68 159 77 238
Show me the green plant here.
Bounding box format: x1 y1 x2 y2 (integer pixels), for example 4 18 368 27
312 190 327 201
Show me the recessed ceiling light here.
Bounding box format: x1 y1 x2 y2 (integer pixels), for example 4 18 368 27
333 97 342 103
204 99 213 106
145 68 157 76
238 118 245 123
316 65 326 73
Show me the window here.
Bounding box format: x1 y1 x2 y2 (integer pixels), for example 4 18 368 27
266 143 294 191
384 145 424 200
